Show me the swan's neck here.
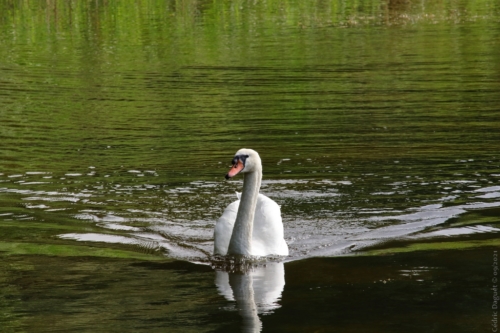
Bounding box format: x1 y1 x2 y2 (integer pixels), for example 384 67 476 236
227 167 262 255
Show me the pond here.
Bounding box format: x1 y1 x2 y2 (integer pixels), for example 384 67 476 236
1 1 499 332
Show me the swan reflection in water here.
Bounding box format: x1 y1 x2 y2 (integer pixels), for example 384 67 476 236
214 261 285 333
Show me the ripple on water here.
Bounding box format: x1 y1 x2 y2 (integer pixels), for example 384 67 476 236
2 175 500 261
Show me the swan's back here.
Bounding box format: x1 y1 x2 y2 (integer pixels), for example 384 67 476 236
214 193 288 256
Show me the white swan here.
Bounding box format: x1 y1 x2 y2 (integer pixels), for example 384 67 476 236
214 148 288 257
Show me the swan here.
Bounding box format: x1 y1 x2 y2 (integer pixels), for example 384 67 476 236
214 148 288 257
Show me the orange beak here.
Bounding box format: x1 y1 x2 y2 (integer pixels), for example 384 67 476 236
225 160 244 179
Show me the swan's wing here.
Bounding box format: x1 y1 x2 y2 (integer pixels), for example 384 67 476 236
214 200 239 255
252 194 289 256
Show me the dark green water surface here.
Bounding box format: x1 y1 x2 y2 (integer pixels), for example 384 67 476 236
1 1 500 332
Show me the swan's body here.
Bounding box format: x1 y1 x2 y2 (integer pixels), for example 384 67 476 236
214 149 288 257
215 192 288 256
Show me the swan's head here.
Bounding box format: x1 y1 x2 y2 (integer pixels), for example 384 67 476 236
225 148 262 179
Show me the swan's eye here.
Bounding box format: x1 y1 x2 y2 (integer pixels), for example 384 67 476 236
238 155 249 164
232 154 250 168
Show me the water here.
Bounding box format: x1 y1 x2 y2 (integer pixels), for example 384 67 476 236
1 1 500 332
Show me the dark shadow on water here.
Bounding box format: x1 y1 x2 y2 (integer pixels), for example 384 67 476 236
0 246 493 332
131 259 214 273
207 246 493 332
265 248 493 333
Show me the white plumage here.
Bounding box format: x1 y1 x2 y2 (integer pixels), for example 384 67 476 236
214 192 288 256
214 149 288 257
